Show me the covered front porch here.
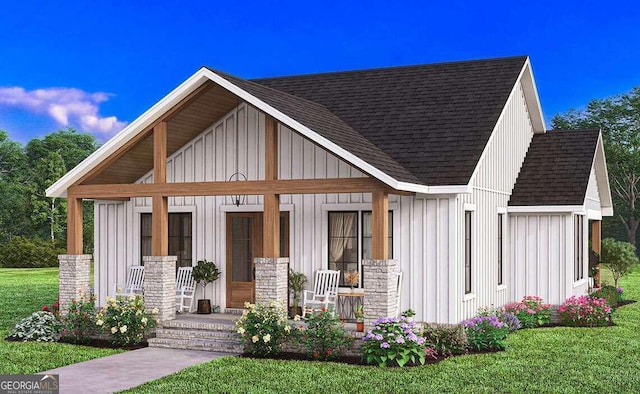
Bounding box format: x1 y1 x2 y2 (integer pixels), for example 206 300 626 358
58 111 408 330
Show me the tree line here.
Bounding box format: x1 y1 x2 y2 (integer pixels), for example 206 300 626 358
0 128 98 257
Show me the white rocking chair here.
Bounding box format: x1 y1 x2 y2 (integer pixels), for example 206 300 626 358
302 270 340 317
175 266 196 313
114 265 145 298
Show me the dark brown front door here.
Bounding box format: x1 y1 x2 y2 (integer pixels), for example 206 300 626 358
226 212 289 308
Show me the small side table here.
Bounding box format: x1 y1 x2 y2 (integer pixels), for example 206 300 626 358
338 291 365 322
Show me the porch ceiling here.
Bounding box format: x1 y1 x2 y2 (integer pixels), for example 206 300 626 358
82 81 238 185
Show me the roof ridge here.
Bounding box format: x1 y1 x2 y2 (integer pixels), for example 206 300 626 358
250 55 529 81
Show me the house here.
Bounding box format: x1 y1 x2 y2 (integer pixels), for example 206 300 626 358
47 56 613 325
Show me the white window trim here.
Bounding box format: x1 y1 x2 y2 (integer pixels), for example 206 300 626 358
463 208 474 296
497 208 507 288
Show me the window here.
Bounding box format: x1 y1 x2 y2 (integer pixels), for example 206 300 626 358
140 213 193 268
575 215 584 281
497 213 504 286
328 211 393 287
464 211 472 294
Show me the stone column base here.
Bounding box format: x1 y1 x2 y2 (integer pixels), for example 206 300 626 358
58 254 92 315
254 257 289 306
143 256 177 322
362 259 398 331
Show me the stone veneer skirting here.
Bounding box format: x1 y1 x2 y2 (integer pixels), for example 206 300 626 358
362 259 398 330
58 254 92 315
143 256 177 322
254 257 289 306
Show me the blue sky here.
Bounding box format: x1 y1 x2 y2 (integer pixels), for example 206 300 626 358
1 1 639 144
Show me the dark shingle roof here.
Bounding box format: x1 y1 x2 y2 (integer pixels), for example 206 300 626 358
252 56 528 185
509 130 600 206
211 69 421 184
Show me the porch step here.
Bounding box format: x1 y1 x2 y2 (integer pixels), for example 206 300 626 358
149 315 244 353
155 328 239 341
148 337 243 354
224 308 244 315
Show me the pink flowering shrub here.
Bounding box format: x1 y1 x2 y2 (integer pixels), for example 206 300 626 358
558 295 612 327
502 296 552 328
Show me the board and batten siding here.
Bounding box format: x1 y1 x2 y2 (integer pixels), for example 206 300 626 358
508 213 589 304
585 167 601 214
458 81 536 320
97 104 470 313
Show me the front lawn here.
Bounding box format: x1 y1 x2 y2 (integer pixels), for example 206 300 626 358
126 268 640 393
0 268 122 374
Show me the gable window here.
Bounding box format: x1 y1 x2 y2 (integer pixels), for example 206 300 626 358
464 211 472 294
328 211 393 287
497 213 504 286
575 215 584 281
141 213 193 268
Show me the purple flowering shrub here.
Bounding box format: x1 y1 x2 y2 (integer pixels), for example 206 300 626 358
502 296 551 328
422 323 469 356
558 295 612 327
460 315 509 351
498 312 522 332
361 317 435 367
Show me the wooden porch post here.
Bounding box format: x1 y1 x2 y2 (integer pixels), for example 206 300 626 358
66 196 83 254
263 116 280 258
152 122 168 256
592 220 602 287
372 190 389 260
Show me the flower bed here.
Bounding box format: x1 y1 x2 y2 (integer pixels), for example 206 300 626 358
558 295 612 327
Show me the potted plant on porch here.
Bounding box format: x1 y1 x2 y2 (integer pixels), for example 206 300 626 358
192 260 221 314
288 269 307 318
355 305 365 332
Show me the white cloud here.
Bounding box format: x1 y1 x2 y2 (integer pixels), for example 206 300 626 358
0 86 127 138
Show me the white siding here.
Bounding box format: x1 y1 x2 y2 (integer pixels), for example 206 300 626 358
458 81 535 320
509 213 588 304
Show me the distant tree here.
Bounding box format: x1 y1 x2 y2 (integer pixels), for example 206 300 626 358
0 181 29 241
601 238 639 286
25 127 98 171
27 151 67 241
0 130 26 181
551 87 640 248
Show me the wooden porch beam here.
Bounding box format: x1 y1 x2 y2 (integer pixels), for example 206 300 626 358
152 122 168 256
74 83 212 186
68 177 403 199
592 220 602 287
66 197 83 254
371 190 389 260
263 117 280 258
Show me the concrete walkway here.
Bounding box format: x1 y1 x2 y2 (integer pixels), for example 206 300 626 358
40 347 235 393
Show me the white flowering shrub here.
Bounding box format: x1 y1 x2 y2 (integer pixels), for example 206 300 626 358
8 311 61 342
235 301 292 356
96 295 157 346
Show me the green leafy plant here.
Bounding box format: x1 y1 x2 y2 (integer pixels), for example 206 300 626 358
401 309 416 318
235 301 292 357
422 323 469 356
592 285 625 309
460 315 509 351
96 295 157 346
502 296 551 328
288 270 307 309
8 311 61 342
60 293 96 344
355 305 364 322
361 317 434 367
558 295 612 327
192 260 221 290
601 238 639 287
295 310 352 360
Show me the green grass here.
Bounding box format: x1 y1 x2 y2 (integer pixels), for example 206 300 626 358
0 267 122 374
125 267 640 394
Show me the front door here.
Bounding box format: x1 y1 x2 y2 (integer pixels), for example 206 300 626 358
226 212 289 308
